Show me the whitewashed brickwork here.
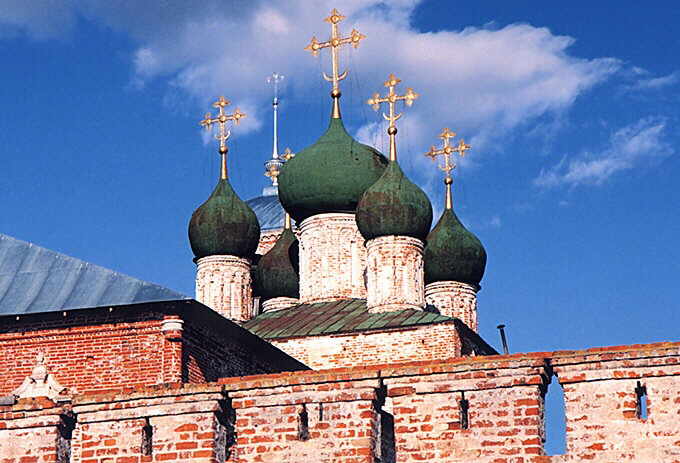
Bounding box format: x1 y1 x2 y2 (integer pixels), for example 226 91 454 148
298 213 367 303
425 280 478 332
195 255 254 322
262 297 298 313
270 322 461 369
365 235 425 313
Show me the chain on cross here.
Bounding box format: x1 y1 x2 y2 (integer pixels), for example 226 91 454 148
199 96 246 155
304 9 366 98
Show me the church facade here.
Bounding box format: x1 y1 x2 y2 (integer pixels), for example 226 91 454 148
1 9 679 463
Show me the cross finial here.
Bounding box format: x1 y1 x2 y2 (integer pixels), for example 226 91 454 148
305 9 366 118
425 128 471 209
199 96 246 180
366 73 419 162
282 147 295 161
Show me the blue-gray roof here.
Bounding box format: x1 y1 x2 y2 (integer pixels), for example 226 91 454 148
246 192 285 231
0 233 187 316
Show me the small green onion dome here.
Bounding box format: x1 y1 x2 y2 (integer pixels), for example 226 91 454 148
188 178 261 259
356 161 433 241
424 208 487 286
278 118 388 223
256 227 299 300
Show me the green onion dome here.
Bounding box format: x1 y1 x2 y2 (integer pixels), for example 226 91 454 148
278 118 388 223
356 161 433 241
424 208 486 286
188 178 261 259
256 227 299 300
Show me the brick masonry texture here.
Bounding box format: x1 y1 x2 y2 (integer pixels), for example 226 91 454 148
0 302 306 396
195 255 254 322
255 230 282 255
270 322 462 369
298 213 368 303
366 236 426 313
425 281 479 332
2 342 679 462
261 297 298 313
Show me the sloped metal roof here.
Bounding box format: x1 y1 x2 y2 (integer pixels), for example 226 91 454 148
243 298 454 340
0 233 187 316
246 193 285 231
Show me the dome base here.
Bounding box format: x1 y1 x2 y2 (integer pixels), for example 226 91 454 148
425 281 478 332
195 255 254 323
366 235 426 313
262 297 298 313
298 213 367 303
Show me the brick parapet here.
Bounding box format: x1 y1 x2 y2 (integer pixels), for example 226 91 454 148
3 341 680 462
366 235 426 313
298 213 367 303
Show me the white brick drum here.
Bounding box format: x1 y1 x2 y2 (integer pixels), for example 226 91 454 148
298 213 367 303
262 297 298 313
195 255 254 322
425 281 478 332
366 235 425 313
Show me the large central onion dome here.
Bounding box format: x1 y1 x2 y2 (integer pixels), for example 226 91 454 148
188 178 260 259
356 161 433 241
278 118 388 223
424 208 486 286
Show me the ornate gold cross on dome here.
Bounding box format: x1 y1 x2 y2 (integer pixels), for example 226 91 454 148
199 96 246 179
305 9 366 118
367 74 419 161
425 128 472 210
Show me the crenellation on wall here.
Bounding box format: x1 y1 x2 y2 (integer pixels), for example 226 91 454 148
2 341 679 462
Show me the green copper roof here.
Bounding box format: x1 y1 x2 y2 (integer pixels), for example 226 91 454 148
188 178 260 259
424 208 487 286
278 118 388 222
243 298 453 340
356 161 433 241
256 227 299 300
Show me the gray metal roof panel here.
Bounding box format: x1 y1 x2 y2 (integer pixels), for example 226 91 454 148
246 194 285 231
0 234 187 316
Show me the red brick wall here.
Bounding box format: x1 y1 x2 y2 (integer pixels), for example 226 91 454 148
1 342 679 462
0 312 178 396
270 322 461 369
0 303 306 396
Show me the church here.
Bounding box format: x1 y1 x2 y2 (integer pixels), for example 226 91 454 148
1 9 679 463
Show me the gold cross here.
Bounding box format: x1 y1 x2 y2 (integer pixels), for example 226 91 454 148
199 96 246 179
282 147 295 161
366 74 419 161
425 128 458 178
425 128 472 209
305 9 366 117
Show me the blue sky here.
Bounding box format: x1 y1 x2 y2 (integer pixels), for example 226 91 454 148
1 1 679 359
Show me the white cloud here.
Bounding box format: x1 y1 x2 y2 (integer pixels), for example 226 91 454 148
534 117 673 188
0 0 620 170
631 71 680 91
